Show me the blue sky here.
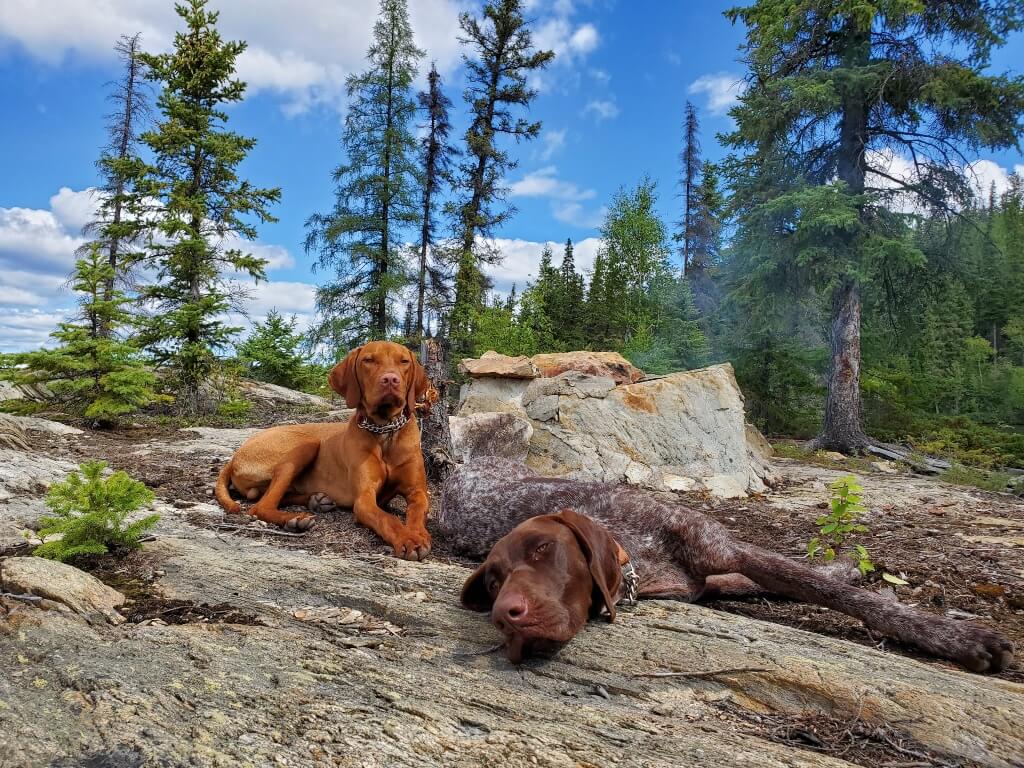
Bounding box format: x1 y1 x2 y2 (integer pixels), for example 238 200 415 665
1 0 1022 352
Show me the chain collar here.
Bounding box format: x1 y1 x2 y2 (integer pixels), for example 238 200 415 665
620 559 638 607
357 410 409 435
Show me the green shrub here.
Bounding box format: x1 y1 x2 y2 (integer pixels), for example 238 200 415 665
34 461 158 562
939 465 1014 493
807 476 875 576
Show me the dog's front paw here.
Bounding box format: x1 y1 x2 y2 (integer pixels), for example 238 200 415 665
308 492 337 514
283 513 317 532
391 527 431 562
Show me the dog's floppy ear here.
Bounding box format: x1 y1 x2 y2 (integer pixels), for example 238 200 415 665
407 356 431 416
329 346 362 409
551 509 624 622
460 562 493 612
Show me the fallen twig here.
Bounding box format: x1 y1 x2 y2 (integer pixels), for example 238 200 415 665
454 643 504 658
633 666 771 679
0 592 43 604
213 523 308 538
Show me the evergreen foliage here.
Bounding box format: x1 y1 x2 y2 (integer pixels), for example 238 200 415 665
723 0 1024 452
449 0 554 353
134 0 280 415
236 310 318 392
34 461 158 562
305 0 423 350
1 247 156 425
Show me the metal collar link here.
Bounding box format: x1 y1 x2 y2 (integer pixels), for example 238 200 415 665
357 411 409 435
620 559 638 607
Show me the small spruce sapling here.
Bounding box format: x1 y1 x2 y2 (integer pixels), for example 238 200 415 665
807 475 875 576
34 461 158 562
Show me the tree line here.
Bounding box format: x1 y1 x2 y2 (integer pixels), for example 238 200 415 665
3 0 1024 473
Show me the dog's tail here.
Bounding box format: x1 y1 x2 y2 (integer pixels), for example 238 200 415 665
215 459 241 514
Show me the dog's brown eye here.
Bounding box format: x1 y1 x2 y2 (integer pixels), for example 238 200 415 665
400 358 410 365
533 542 551 558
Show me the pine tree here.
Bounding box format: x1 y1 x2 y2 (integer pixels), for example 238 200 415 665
449 0 555 353
724 0 1024 452
676 102 701 276
82 33 150 333
690 161 724 274
3 247 156 425
585 249 609 347
548 238 586 350
414 63 457 342
134 0 280 415
237 310 313 391
306 0 423 348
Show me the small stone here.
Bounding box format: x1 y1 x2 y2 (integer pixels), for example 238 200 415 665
304 729 331 744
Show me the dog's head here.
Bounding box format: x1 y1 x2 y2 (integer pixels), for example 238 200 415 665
460 510 625 664
328 341 430 424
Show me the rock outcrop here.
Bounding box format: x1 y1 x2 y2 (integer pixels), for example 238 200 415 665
3 527 1023 767
0 556 126 624
2 423 1023 767
458 355 776 496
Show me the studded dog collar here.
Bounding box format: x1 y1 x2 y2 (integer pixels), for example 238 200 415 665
620 559 638 606
357 410 409 435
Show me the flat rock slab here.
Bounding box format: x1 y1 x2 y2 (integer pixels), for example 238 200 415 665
2 527 1022 767
1 555 125 623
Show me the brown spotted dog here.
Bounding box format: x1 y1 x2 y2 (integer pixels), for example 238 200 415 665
215 341 433 560
438 458 1014 672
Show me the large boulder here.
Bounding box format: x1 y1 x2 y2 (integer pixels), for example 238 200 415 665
460 350 643 385
531 351 644 384
0 556 126 624
237 380 332 409
459 350 538 379
458 358 775 497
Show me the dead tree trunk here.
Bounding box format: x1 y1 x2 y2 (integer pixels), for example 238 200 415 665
419 337 455 483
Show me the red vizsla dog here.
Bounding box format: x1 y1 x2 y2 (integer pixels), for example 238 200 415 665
215 341 434 560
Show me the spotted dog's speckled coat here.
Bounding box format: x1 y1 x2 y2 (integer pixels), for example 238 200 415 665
438 457 1013 673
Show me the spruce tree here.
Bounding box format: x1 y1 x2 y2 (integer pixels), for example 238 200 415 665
83 32 150 330
548 238 586 350
3 247 156 426
306 0 423 348
237 310 312 391
135 0 280 415
724 0 1024 452
414 63 457 342
676 102 701 276
449 0 554 353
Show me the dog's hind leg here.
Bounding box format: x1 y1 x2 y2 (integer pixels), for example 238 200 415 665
249 441 321 532
724 541 1012 673
215 459 241 514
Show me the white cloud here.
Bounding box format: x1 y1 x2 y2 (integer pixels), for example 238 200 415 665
508 166 604 228
583 99 619 121
0 309 73 353
552 201 605 229
245 280 317 316
508 166 595 201
0 0 465 114
688 72 745 117
589 68 610 84
965 159 1024 201
538 128 567 161
0 187 302 351
485 236 602 291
